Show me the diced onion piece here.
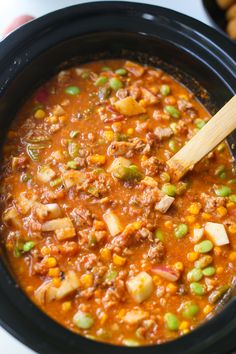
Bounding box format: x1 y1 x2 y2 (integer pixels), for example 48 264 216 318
34 281 57 304
35 203 61 221
123 309 148 325
16 193 36 215
103 210 123 236
2 207 22 228
155 195 175 213
205 222 229 246
42 217 76 240
191 228 204 243
56 271 80 299
63 170 86 189
114 97 146 116
37 165 56 183
151 265 180 282
126 271 153 303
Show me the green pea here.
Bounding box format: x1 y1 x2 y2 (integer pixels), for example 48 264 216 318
109 77 123 91
175 224 188 239
194 240 213 253
162 183 176 197
169 139 178 153
187 268 203 282
68 142 80 158
215 186 231 197
160 172 171 182
70 130 79 139
20 173 32 183
190 282 205 296
101 66 111 72
229 194 236 203
160 84 170 96
64 86 80 95
194 255 213 269
164 313 179 331
164 105 180 119
195 119 206 130
105 269 117 281
81 71 90 79
155 229 164 241
181 301 199 319
73 311 94 329
50 177 63 187
219 172 226 179
67 160 80 170
170 122 177 133
202 266 216 276
23 241 35 252
95 76 108 86
115 68 127 76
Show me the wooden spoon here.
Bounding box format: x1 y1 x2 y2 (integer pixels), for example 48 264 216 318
167 95 236 180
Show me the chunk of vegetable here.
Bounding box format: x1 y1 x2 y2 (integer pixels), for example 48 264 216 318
56 271 80 299
2 207 22 228
42 217 76 240
73 311 94 329
123 309 148 325
108 157 131 173
191 228 204 243
208 284 230 304
35 203 61 220
181 301 199 319
194 240 213 253
103 210 123 236
124 61 145 77
164 313 179 331
155 195 175 213
151 265 180 282
114 97 146 116
126 271 153 303
63 170 86 189
37 165 56 183
205 222 229 246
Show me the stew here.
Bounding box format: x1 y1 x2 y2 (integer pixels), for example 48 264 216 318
1 60 236 346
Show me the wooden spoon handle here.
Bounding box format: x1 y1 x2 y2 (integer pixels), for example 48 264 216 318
167 95 236 180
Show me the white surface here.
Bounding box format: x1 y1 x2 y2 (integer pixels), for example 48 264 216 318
0 1 211 353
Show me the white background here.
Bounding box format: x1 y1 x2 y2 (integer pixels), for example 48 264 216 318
0 1 213 353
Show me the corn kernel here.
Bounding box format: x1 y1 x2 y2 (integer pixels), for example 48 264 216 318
113 253 126 266
179 321 189 330
127 128 134 135
214 246 222 256
166 283 178 294
216 206 227 217
153 275 161 286
103 130 114 142
188 202 201 215
228 224 236 234
139 99 146 106
133 221 142 230
174 262 184 271
100 248 112 263
34 109 46 119
62 301 72 312
94 220 105 231
26 285 34 293
45 257 57 268
80 274 93 288
52 277 61 287
203 304 213 315
141 155 148 162
48 267 60 277
100 313 108 325
59 115 67 124
88 154 106 165
118 309 126 318
226 202 234 209
164 220 173 229
193 223 201 229
182 329 190 335
185 215 196 224
216 266 224 275
229 251 236 261
41 246 50 256
187 252 199 262
202 212 211 220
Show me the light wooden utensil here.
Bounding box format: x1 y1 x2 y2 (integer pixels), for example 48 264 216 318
167 95 236 180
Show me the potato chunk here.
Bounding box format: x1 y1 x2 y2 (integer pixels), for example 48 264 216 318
42 217 76 240
114 97 146 116
126 271 153 303
205 222 229 246
56 271 80 299
155 195 175 213
123 309 148 325
2 207 22 228
103 210 123 236
37 165 56 183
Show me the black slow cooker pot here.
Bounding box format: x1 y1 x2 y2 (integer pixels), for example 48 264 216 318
0 2 235 354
